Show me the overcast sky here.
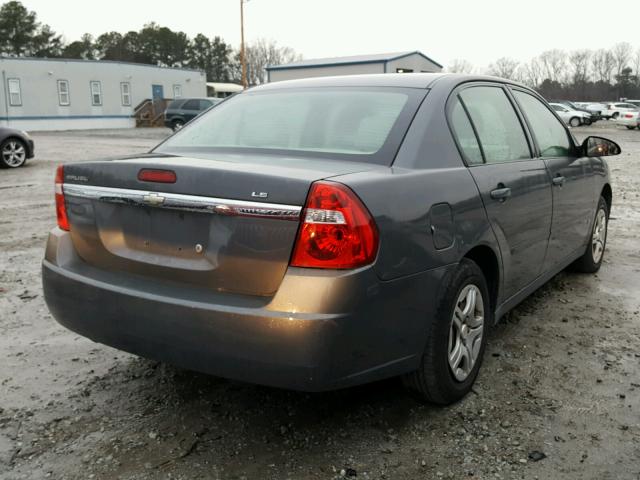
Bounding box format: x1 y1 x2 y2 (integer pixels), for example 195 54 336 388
20 0 640 68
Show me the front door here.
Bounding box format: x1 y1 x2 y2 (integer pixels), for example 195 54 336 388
511 89 595 270
152 84 164 100
455 84 553 300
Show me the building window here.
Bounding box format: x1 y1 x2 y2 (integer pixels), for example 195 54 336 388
90 81 102 106
173 84 182 98
8 78 21 106
396 68 414 73
120 82 131 106
57 80 70 106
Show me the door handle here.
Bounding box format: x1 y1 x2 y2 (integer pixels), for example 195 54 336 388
552 175 566 186
490 186 512 201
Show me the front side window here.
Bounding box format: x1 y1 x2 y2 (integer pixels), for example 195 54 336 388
459 86 530 164
120 82 131 106
8 78 21 106
57 80 70 106
514 91 572 158
90 81 102 106
173 84 182 98
158 88 414 162
449 97 483 165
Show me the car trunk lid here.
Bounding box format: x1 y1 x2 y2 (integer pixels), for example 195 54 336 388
62 153 376 296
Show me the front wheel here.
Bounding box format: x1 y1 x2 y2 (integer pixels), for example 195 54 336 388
172 119 185 131
402 259 491 405
569 117 581 127
626 126 636 130
0 138 27 168
571 196 608 273
583 118 592 126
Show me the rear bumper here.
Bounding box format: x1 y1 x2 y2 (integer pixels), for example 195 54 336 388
43 228 452 391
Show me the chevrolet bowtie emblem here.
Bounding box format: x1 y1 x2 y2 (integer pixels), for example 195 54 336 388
142 193 165 206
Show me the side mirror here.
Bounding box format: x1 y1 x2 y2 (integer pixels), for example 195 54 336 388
582 136 621 157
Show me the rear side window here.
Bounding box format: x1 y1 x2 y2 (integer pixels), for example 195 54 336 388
182 99 201 110
514 91 572 158
459 86 530 164
449 98 483 165
167 100 184 110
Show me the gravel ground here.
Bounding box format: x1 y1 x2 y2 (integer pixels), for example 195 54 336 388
0 124 639 480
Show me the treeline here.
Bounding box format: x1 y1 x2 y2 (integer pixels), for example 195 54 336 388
449 44 640 101
0 1 300 85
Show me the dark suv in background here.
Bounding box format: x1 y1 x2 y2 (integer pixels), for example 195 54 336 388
164 97 222 131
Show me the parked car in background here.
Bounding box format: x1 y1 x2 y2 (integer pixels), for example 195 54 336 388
621 99 640 108
615 110 640 129
549 103 592 126
44 73 618 405
164 97 222 131
603 102 639 119
0 127 35 169
553 100 601 121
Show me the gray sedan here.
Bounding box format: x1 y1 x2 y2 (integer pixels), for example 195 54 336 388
42 74 618 405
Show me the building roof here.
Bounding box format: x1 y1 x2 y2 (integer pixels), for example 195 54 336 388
0 56 204 73
266 51 443 71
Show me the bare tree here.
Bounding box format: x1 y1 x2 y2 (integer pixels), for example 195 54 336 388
568 49 591 84
612 42 633 81
591 48 615 83
243 38 301 85
538 49 567 83
632 48 640 86
487 57 519 79
517 58 543 87
447 58 474 74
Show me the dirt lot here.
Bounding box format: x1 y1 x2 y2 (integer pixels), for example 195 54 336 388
1 124 639 480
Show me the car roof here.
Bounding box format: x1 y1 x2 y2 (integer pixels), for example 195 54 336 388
252 73 529 91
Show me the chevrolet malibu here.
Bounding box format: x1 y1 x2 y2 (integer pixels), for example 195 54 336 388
43 74 619 405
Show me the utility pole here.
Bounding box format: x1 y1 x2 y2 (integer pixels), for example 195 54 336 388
240 0 247 89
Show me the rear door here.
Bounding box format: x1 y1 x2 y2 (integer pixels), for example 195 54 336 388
511 89 594 269
451 84 553 300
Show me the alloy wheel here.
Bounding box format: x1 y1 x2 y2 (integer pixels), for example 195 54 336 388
2 140 26 168
591 208 607 263
448 284 484 382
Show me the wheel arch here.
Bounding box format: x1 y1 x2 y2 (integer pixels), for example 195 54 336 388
462 244 500 314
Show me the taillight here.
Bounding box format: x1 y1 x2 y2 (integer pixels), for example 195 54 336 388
624 113 634 118
138 169 176 183
290 181 379 269
55 165 70 231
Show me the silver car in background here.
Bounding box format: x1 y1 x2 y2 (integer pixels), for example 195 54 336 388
549 103 592 126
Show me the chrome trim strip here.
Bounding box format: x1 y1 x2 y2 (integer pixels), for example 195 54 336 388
63 184 302 221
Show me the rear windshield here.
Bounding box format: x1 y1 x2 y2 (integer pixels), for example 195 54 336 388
155 87 425 164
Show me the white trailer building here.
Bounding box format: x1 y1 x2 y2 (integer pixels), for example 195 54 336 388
0 57 206 131
266 51 443 83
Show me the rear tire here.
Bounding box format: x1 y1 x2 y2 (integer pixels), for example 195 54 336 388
612 112 620 119
569 117 581 127
172 119 185 131
402 259 492 405
626 126 636 130
583 118 592 126
571 196 608 273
